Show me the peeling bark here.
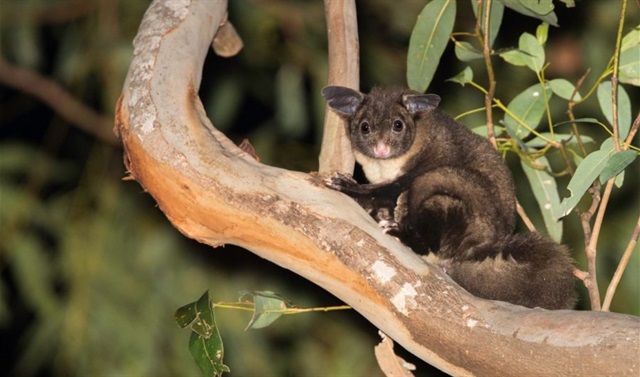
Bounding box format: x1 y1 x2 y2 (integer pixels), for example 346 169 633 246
115 1 640 376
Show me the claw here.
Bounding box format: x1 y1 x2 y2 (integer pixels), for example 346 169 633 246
324 172 359 192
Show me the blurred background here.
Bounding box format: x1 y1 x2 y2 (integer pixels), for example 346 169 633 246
1 0 638 376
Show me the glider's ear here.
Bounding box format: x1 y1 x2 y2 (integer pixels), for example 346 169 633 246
321 86 365 117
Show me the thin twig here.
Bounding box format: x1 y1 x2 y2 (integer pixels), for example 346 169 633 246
602 213 640 311
516 202 536 232
586 179 618 310
624 112 640 149
478 0 497 150
0 56 117 145
610 0 628 152
579 183 602 309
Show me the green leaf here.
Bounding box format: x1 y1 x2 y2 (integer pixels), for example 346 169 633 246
446 66 474 86
176 291 230 377
497 0 558 26
499 48 528 67
597 81 632 139
525 132 594 148
503 83 550 140
470 0 504 47
499 32 545 73
520 0 554 15
620 25 640 52
454 41 484 61
552 118 602 128
619 45 640 86
558 0 575 8
175 291 215 337
407 0 456 92
519 32 545 73
189 331 230 377
549 78 582 101
521 157 562 241
536 23 549 45
240 290 292 330
599 150 637 184
470 125 505 138
556 140 617 219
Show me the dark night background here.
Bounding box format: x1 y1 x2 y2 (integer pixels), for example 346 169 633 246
1 1 638 376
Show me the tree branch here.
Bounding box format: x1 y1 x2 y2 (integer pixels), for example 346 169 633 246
318 0 359 175
114 0 640 375
0 55 117 145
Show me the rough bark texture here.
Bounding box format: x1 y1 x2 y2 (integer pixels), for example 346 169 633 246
115 1 640 376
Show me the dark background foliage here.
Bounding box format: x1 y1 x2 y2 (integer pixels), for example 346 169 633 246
1 1 637 376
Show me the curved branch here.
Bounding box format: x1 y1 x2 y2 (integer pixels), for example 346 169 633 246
115 1 640 375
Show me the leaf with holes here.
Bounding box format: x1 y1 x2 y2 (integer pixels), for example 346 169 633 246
175 291 230 377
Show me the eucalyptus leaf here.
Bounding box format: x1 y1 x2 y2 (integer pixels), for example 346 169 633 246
620 25 640 51
549 79 582 101
246 296 288 330
525 132 594 147
176 291 230 377
503 83 550 140
536 23 549 45
499 49 528 67
175 300 200 329
597 81 631 139
619 45 640 86
502 122 529 152
407 0 456 92
470 125 505 138
521 157 562 241
241 290 292 330
552 118 602 128
519 32 545 73
174 291 216 337
599 150 637 184
446 66 474 86
500 32 545 73
454 41 484 62
189 330 230 377
520 0 554 15
497 0 558 26
556 140 618 219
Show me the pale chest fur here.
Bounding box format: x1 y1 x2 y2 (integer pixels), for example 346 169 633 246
354 150 407 184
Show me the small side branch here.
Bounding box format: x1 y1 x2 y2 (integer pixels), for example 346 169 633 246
0 56 117 144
